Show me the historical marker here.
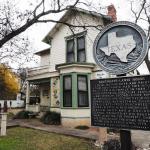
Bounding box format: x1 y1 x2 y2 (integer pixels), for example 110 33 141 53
91 75 150 130
93 21 149 75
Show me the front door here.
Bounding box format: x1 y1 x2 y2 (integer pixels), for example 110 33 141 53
40 85 50 111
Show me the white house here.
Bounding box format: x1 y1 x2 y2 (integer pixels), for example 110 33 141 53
26 6 116 127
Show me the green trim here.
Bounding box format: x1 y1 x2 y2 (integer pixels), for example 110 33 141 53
60 72 91 109
60 75 63 108
72 73 78 108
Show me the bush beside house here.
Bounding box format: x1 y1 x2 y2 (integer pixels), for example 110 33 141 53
40 111 61 125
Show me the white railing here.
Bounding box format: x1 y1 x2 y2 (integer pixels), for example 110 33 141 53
26 104 40 112
0 100 24 108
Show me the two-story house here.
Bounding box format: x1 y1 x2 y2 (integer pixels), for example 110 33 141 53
26 6 116 127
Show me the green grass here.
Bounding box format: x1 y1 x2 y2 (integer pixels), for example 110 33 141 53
0 127 98 150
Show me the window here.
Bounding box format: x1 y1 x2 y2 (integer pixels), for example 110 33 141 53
66 35 86 63
66 39 74 62
63 75 72 107
61 73 89 108
77 36 86 62
78 75 89 107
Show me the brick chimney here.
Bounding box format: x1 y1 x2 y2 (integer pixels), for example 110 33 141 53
107 4 117 22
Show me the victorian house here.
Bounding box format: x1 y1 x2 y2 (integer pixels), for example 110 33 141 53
26 6 116 127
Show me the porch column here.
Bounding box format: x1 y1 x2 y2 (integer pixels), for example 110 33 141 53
26 81 30 110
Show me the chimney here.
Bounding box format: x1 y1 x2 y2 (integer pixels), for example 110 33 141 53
107 4 117 22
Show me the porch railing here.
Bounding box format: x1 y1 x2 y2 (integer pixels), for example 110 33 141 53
26 104 40 112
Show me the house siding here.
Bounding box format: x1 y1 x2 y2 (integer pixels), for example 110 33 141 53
49 12 104 72
61 108 91 127
40 53 50 66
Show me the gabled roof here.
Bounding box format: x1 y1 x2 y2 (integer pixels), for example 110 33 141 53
43 7 112 44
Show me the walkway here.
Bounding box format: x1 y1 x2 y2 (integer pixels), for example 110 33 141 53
7 119 99 140
20 122 98 140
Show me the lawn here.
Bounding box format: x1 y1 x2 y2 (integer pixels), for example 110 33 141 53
0 127 98 150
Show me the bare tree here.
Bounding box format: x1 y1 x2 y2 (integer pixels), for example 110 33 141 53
130 0 150 72
17 68 27 93
0 0 94 48
0 0 103 66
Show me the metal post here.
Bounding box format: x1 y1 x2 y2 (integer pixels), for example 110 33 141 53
120 130 131 150
117 74 132 150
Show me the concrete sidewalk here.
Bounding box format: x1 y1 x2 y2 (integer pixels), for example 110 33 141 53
5 119 120 143
19 122 99 140
7 119 99 140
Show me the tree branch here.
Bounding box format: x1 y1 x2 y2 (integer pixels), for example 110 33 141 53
135 0 146 23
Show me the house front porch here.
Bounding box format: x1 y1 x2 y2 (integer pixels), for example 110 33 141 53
26 78 51 113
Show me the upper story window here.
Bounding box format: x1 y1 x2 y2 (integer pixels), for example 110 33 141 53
77 36 85 62
66 33 86 63
66 39 75 63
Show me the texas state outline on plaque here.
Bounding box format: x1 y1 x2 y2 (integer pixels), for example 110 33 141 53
100 32 136 62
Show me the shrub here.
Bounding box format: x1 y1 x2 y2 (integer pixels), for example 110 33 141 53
75 125 89 130
13 110 30 119
40 111 61 125
103 139 121 150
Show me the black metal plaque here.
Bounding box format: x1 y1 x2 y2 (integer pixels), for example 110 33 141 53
91 75 150 130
